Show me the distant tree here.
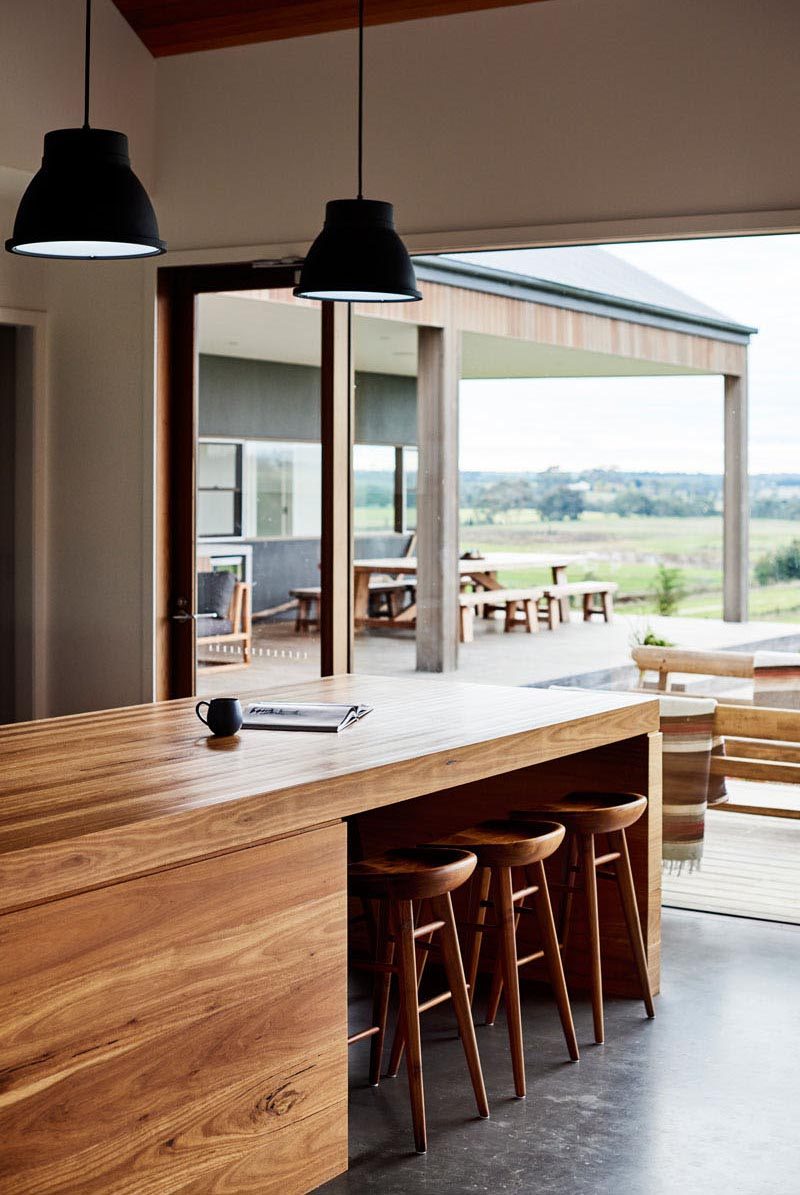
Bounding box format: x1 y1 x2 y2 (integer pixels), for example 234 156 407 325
537 486 585 522
475 477 538 522
612 489 656 517
755 540 800 585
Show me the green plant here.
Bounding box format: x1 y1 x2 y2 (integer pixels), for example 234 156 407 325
630 622 675 648
652 564 686 616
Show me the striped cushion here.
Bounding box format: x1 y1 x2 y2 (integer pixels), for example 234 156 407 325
753 651 800 710
660 696 716 871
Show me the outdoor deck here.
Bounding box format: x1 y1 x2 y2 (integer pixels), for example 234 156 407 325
197 610 800 695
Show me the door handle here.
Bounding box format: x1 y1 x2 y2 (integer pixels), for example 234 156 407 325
171 598 196 623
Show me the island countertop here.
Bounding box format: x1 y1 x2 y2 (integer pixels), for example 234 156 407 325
0 675 658 914
0 675 661 1194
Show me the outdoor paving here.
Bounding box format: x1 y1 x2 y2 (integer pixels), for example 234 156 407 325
196 610 800 697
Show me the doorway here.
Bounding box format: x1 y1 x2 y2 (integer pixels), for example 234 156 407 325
156 264 353 700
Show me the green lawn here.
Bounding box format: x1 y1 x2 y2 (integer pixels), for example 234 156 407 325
355 506 800 622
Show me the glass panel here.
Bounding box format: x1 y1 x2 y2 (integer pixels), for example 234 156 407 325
247 442 322 537
198 490 237 538
196 290 322 692
198 441 239 488
354 444 395 532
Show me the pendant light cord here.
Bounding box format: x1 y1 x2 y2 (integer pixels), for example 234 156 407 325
357 0 364 199
83 0 92 129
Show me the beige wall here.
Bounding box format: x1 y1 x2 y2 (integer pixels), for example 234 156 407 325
0 1 156 715
1 0 800 713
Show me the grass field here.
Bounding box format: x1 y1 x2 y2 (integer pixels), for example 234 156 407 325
356 507 800 622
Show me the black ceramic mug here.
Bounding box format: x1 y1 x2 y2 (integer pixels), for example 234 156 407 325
195 697 243 737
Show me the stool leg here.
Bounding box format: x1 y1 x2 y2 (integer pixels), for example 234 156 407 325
559 833 579 952
369 899 395 1086
582 834 604 1045
387 900 432 1077
395 899 427 1153
485 868 523 1027
533 861 579 1062
612 829 656 1018
495 866 526 1097
430 892 490 1120
465 866 492 1007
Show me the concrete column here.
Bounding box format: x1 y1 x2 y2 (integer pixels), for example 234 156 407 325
723 372 749 622
416 325 460 672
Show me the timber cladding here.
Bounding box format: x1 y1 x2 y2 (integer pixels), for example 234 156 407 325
0 824 348 1194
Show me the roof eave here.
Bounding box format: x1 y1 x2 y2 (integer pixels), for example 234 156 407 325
413 256 757 345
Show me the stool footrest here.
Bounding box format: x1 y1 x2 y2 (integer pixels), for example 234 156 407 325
418 989 454 1014
347 1026 381 1045
512 884 539 902
594 851 621 866
413 919 445 939
517 948 545 968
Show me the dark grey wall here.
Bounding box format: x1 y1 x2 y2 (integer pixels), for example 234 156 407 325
199 354 417 446
0 326 15 723
247 531 413 617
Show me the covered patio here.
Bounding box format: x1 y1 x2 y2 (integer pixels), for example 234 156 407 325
197 246 756 683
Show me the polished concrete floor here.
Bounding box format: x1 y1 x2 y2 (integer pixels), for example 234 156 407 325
320 910 800 1195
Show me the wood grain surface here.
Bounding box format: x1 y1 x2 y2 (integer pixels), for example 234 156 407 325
354 732 662 997
112 1 546 57
0 675 658 914
0 824 348 1194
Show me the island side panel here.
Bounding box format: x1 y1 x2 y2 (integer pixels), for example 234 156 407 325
0 823 348 1195
353 732 661 998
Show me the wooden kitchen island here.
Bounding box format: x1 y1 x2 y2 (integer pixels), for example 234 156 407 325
0 676 660 1194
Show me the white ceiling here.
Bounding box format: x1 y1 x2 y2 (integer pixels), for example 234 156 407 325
198 293 418 375
198 292 711 380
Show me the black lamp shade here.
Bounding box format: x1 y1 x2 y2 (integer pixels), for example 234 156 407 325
294 199 420 302
5 128 165 259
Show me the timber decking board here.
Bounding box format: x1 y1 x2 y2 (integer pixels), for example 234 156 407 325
0 675 657 913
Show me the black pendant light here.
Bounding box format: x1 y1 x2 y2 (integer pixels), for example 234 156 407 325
294 0 420 302
6 0 165 260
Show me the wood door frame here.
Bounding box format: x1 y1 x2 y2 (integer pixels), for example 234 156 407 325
155 263 353 700
0 307 48 720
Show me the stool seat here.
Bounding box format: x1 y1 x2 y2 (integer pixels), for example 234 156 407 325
349 846 476 902
434 818 565 869
514 791 647 836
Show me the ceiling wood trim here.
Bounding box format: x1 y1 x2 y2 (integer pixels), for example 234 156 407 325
112 1 548 58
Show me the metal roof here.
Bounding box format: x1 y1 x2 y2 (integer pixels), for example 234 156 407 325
413 246 757 344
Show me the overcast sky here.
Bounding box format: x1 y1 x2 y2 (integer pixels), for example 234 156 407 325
459 234 800 475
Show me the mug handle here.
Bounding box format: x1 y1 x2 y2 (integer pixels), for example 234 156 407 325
195 700 210 726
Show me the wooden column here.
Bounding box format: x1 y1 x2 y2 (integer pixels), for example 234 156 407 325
416 325 460 672
723 372 749 623
320 302 354 676
393 445 407 533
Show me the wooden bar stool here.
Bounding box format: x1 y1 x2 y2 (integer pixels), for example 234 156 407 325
512 793 656 1044
426 820 579 1098
348 846 490 1154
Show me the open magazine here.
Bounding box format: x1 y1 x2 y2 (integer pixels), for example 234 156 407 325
242 701 373 733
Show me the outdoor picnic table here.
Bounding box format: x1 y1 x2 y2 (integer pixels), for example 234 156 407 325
352 553 581 629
